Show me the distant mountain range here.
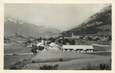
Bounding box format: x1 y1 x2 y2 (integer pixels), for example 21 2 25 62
62 5 111 36
4 18 61 38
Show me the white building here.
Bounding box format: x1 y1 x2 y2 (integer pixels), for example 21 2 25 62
47 42 61 51
62 45 94 53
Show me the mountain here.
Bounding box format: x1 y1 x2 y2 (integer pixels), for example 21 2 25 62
62 5 111 36
4 18 61 38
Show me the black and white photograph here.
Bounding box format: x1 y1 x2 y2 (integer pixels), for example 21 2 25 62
4 3 112 70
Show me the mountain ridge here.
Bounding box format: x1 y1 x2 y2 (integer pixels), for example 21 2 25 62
4 18 61 38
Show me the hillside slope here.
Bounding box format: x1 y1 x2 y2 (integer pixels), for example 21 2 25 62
62 5 111 36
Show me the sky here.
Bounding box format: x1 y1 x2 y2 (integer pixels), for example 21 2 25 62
5 4 109 31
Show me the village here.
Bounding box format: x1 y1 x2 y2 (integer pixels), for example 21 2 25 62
21 32 110 53
24 33 110 54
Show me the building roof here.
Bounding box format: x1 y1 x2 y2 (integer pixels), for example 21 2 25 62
62 45 94 50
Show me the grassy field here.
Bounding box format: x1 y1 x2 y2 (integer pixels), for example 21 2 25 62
4 43 31 54
24 59 111 70
23 52 111 70
31 50 110 62
4 49 111 70
4 42 32 69
4 55 33 69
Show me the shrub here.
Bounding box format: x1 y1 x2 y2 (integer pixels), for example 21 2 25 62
39 64 59 70
59 58 63 61
10 66 18 69
99 63 111 70
31 61 36 63
81 63 111 70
